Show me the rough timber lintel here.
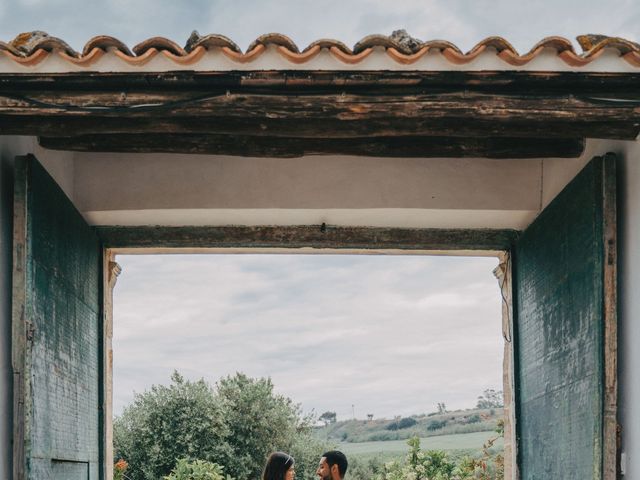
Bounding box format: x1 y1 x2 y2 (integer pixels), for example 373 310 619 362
1 71 639 156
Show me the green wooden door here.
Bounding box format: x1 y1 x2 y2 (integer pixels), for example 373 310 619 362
513 154 617 479
12 155 103 480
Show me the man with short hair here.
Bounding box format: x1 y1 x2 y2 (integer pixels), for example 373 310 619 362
316 450 348 480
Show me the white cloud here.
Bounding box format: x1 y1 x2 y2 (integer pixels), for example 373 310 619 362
112 254 503 419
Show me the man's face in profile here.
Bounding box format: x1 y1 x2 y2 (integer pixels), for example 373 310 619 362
316 457 332 480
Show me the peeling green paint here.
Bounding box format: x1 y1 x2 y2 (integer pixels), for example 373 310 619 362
15 156 102 480
514 156 612 479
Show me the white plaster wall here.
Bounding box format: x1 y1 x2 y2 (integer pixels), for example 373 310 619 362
617 140 640 478
68 140 613 230
73 152 547 229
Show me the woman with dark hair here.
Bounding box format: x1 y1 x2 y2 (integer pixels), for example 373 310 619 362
262 451 295 480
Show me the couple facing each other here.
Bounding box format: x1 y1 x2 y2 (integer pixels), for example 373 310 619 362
262 450 348 480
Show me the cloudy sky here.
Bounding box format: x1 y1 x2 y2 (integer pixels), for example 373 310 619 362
0 0 637 52
7 0 636 420
113 254 502 419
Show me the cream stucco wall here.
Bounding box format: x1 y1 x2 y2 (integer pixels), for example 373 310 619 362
617 140 640 478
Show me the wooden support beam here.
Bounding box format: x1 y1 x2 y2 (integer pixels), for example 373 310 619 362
0 91 638 140
1 71 639 140
2 71 640 97
96 225 520 251
1 116 637 141
38 134 585 159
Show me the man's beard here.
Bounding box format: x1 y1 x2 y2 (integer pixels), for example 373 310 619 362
320 472 332 480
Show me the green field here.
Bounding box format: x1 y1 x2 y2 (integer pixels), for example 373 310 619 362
339 430 503 456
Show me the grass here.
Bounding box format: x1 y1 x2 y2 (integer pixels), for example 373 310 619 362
314 408 503 443
338 430 504 456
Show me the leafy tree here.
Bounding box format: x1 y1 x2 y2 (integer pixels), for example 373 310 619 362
476 389 504 409
215 373 311 479
114 371 329 480
114 371 230 480
319 411 337 425
437 402 447 414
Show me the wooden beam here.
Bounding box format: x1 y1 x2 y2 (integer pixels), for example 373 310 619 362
96 225 519 251
38 134 586 159
1 71 638 140
5 116 631 140
2 71 640 97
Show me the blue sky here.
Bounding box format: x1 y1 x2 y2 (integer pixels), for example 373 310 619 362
113 254 502 419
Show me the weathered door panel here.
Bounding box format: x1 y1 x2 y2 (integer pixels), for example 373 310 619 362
13 155 102 480
513 154 617 479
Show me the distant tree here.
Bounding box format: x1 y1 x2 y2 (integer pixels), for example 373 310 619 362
437 402 447 414
476 389 504 409
319 411 337 425
367 413 374 421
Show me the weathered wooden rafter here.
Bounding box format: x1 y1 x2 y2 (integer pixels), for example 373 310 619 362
96 225 520 251
39 134 585 158
0 71 638 158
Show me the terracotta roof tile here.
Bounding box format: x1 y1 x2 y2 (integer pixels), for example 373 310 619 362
247 33 300 53
1 30 639 69
185 31 242 53
82 35 132 57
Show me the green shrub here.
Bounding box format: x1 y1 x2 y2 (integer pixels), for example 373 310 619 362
163 459 232 480
427 419 447 431
368 431 399 442
386 417 417 431
465 414 481 424
377 437 459 480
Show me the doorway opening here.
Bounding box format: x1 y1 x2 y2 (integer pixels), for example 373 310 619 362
110 252 510 480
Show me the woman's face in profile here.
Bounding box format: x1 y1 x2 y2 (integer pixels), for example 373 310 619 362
285 465 295 480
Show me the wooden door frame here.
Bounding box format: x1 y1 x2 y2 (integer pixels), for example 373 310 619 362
99 225 519 480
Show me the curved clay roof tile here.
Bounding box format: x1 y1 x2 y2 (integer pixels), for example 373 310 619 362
82 35 133 57
577 35 640 56
247 33 299 54
10 31 78 57
0 41 21 56
304 39 353 55
1 31 639 68
133 37 186 56
531 36 575 54
470 36 518 55
421 39 462 53
185 33 242 53
353 34 410 54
